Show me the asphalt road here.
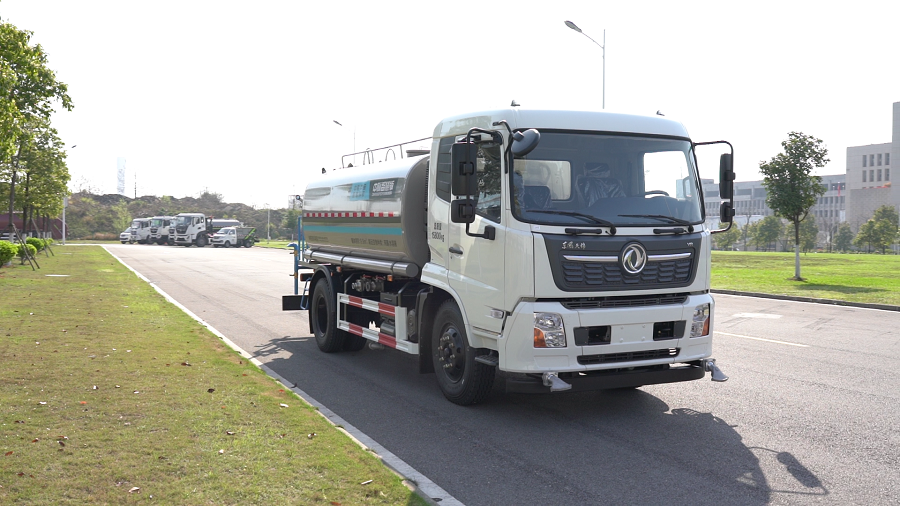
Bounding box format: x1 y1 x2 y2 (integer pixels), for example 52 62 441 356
106 244 900 505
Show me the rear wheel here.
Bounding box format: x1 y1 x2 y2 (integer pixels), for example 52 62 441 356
243 239 253 248
311 278 346 352
432 300 495 405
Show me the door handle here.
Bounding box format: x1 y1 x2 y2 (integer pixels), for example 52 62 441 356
449 246 463 255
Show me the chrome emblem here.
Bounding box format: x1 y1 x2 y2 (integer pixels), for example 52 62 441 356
621 243 647 275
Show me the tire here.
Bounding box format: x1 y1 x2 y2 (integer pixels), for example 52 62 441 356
223 241 230 248
310 278 346 352
121 241 127 244
196 234 207 247
431 300 495 405
243 239 253 248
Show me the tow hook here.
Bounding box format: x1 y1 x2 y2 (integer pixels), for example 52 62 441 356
703 359 729 382
542 372 572 392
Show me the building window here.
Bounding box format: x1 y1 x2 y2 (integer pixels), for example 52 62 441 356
863 170 867 182
863 155 867 167
886 168 890 181
878 154 883 166
870 154 875 166
870 169 875 182
877 169 882 182
886 153 890 165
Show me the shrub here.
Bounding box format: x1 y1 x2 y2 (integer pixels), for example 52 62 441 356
0 240 16 265
18 243 37 260
26 237 45 251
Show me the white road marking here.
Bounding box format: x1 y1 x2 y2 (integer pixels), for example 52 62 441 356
715 331 809 347
732 313 782 319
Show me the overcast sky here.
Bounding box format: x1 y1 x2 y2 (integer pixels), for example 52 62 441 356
2 0 898 208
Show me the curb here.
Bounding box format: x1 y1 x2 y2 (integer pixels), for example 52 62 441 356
103 246 462 506
711 289 900 312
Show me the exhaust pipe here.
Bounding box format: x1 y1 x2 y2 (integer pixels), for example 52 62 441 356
703 359 728 382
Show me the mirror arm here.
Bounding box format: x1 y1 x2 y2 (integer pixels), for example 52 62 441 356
492 120 514 173
710 220 732 235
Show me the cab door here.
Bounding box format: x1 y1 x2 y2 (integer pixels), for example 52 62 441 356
448 141 506 336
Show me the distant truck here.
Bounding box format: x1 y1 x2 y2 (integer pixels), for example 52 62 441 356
211 226 258 248
129 218 152 244
149 216 175 245
170 213 241 247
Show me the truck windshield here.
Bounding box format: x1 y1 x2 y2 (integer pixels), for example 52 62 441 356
175 216 192 226
151 219 165 227
511 132 703 227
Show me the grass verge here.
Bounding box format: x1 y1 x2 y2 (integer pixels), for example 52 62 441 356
711 251 900 306
0 247 426 505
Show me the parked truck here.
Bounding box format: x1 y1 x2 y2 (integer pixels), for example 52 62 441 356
211 226 258 248
283 108 734 405
170 213 241 247
149 215 175 245
129 218 152 244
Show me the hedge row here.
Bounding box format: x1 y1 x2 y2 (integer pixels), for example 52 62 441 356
0 238 53 265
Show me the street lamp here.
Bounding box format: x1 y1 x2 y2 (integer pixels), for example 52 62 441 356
565 20 605 110
333 119 356 165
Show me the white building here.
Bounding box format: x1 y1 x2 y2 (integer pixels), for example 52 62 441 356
845 101 897 230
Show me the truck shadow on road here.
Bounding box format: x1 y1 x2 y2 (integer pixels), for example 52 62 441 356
257 336 828 505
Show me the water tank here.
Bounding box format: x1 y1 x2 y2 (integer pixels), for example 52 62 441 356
302 155 429 275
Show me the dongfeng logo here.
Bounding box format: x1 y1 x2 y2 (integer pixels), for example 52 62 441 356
621 243 647 275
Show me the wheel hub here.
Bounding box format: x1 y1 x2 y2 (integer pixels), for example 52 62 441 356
437 327 465 381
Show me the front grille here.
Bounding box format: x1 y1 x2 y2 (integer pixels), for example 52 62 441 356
561 293 688 310
578 348 679 365
562 258 692 288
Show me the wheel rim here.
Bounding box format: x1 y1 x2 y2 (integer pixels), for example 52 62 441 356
437 324 466 383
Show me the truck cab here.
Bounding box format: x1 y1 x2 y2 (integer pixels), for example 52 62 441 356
171 213 210 247
288 108 733 405
129 218 152 244
149 216 175 245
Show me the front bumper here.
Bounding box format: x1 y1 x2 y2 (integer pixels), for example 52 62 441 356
504 362 706 393
499 293 715 375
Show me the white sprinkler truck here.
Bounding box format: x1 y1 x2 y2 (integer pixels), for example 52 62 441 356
129 218 152 244
283 108 735 406
149 215 175 245
170 213 241 247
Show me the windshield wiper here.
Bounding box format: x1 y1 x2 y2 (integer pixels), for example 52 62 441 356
618 214 693 226
527 209 617 235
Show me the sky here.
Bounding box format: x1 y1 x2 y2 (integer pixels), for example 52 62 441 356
2 0 898 209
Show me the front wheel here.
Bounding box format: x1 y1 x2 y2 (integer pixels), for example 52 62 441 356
310 278 347 352
223 241 230 248
432 300 495 405
196 234 208 247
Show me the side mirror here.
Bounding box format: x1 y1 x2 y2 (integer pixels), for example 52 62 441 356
719 153 734 200
719 201 735 224
450 199 476 224
511 129 540 157
450 141 477 196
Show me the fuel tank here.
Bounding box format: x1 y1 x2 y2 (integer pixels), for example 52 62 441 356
302 155 430 272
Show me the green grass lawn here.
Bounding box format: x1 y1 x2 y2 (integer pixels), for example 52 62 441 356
711 251 900 306
0 247 426 505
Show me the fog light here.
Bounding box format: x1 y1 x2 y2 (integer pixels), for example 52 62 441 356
691 304 710 337
534 312 566 348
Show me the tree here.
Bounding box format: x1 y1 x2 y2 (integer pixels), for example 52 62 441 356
834 222 853 252
872 205 899 228
752 215 782 252
1 20 73 232
799 217 818 253
759 132 829 280
714 222 741 250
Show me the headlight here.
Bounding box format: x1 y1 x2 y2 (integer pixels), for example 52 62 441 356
534 312 567 348
691 304 711 337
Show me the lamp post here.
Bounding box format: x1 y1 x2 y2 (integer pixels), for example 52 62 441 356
265 203 270 243
564 20 605 109
333 119 356 165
